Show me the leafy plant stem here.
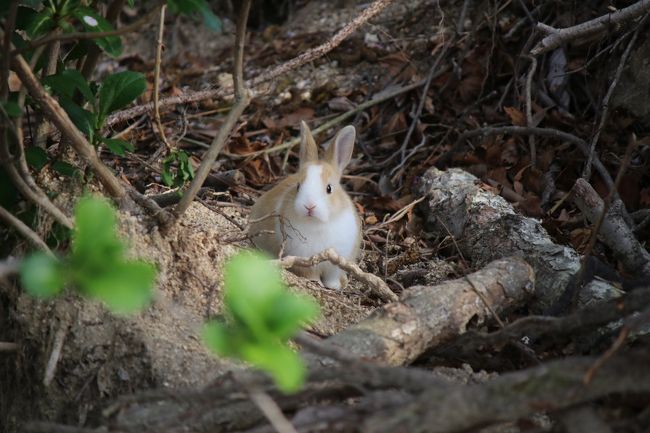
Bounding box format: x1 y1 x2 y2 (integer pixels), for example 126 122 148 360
11 51 126 198
80 0 127 79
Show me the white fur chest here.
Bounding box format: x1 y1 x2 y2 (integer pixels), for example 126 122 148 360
280 207 357 259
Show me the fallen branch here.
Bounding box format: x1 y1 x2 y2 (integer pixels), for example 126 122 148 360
363 350 650 433
417 167 622 312
171 0 252 222
105 0 395 128
0 205 53 254
435 286 650 361
573 178 650 277
323 256 534 365
531 0 650 55
569 137 638 309
278 248 398 302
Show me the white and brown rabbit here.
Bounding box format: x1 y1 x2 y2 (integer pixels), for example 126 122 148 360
248 121 361 289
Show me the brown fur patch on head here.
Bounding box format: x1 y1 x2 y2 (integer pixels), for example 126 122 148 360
318 161 348 212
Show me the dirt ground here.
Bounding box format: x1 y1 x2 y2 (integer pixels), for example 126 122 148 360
2 0 650 431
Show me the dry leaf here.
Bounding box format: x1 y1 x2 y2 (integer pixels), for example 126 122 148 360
504 106 526 126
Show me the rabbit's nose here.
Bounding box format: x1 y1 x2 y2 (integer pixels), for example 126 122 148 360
304 204 316 216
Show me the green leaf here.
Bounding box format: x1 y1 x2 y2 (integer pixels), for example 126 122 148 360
0 168 18 208
58 97 95 142
98 71 146 116
72 7 122 57
202 321 235 356
20 253 65 298
267 293 319 340
20 0 45 8
168 0 221 32
58 0 81 18
24 147 48 171
43 69 94 102
241 342 307 393
25 9 55 37
52 160 80 177
81 261 155 315
1 101 22 118
100 137 134 156
224 251 284 338
162 150 195 188
72 196 123 264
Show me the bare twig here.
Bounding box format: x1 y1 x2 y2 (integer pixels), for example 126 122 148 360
571 137 638 307
0 205 53 254
243 79 429 159
388 45 448 182
278 248 398 302
106 0 395 128
525 56 537 166
11 52 126 198
0 341 19 352
531 0 650 55
172 0 252 221
583 325 630 384
465 275 505 328
152 4 172 150
583 17 645 180
44 319 70 387
248 388 299 433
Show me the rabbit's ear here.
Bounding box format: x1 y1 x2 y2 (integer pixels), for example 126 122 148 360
327 125 355 172
299 121 318 167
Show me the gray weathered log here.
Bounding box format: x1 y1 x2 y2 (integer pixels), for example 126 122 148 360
321 256 535 365
573 178 650 277
417 167 619 312
363 350 650 433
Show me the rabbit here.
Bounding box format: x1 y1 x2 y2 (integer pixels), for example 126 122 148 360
248 121 361 290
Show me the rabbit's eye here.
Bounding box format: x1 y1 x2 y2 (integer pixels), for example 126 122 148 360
326 184 332 194
297 183 300 191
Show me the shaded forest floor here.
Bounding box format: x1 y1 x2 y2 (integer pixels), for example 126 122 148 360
3 0 650 432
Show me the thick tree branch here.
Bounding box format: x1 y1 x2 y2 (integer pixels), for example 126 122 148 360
324 257 534 365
